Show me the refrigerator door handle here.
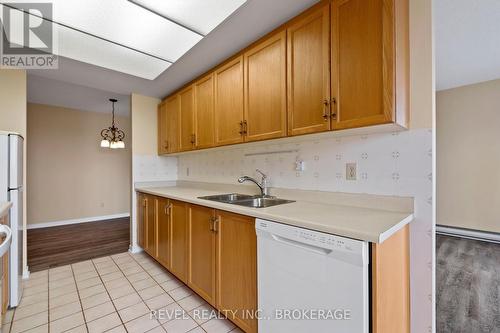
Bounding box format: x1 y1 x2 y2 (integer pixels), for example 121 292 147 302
0 225 12 257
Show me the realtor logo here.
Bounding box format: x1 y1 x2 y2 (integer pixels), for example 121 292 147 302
0 3 58 69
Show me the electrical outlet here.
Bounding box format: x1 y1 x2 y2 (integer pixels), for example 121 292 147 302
346 163 357 180
295 160 305 171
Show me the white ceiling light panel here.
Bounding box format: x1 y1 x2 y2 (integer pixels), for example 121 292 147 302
131 0 248 36
1 0 247 80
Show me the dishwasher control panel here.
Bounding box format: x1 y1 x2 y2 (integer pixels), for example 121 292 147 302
256 219 365 253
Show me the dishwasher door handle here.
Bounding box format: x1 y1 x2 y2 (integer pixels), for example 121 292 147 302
271 234 332 255
0 224 12 257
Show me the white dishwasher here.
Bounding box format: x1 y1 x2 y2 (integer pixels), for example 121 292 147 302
256 219 369 333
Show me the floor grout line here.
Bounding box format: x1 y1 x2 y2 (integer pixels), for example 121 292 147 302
69 264 88 333
89 258 126 333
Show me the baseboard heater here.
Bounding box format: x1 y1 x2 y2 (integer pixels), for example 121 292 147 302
436 225 500 244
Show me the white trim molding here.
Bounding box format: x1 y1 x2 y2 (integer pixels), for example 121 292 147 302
436 225 500 243
129 244 143 254
27 213 130 229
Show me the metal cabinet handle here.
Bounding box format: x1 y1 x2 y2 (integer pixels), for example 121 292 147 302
330 98 337 120
243 120 248 135
213 216 219 233
209 216 214 231
323 99 330 121
238 121 244 135
164 203 172 215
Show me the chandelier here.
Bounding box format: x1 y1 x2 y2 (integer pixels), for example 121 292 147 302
100 98 125 149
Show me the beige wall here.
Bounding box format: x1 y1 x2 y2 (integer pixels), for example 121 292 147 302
437 79 500 233
131 93 159 155
0 69 28 276
27 103 131 224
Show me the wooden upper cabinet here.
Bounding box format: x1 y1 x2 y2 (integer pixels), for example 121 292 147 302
165 95 180 153
214 56 244 146
170 200 188 283
179 86 195 151
188 205 217 306
137 193 145 249
216 211 257 333
156 197 170 268
145 195 157 257
287 3 331 136
194 74 215 149
157 102 168 155
244 30 287 142
331 0 409 129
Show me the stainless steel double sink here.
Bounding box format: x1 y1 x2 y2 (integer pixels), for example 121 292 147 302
198 193 295 208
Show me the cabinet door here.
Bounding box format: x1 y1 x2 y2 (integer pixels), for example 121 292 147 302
144 195 157 257
157 197 170 268
170 200 188 282
194 74 215 149
331 0 393 129
157 102 168 155
165 95 180 153
287 3 331 136
216 211 257 333
214 56 244 146
244 30 287 142
137 193 147 249
188 205 217 306
179 86 196 151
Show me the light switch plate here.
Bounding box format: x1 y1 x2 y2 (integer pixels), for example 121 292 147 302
346 163 357 180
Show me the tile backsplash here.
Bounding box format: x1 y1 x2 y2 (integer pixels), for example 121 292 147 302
178 128 434 333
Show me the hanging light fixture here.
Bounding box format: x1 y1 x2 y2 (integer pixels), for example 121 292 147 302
100 98 125 149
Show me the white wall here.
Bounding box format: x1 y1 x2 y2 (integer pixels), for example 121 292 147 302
437 79 500 233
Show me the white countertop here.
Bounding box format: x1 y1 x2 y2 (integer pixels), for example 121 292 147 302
136 182 414 243
0 202 12 219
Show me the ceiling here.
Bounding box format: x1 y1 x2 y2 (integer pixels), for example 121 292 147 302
436 0 500 91
28 75 130 117
2 0 247 80
23 0 319 99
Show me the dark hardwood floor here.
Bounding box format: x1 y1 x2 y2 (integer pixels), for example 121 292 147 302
436 234 500 333
28 217 130 272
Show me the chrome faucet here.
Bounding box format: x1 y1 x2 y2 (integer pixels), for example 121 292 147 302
238 169 271 197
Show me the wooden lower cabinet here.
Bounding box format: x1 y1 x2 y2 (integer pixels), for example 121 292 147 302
216 211 257 333
144 195 156 257
187 205 217 306
136 192 409 333
136 193 146 248
169 200 188 283
156 197 170 268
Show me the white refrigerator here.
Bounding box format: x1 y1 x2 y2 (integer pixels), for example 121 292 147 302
0 132 24 307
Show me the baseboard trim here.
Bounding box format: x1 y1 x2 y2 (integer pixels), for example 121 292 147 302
27 213 130 230
129 245 143 254
22 267 30 280
436 225 500 243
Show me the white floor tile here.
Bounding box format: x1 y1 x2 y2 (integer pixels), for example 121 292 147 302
118 302 150 323
112 292 142 311
49 301 82 321
49 311 85 333
83 300 116 322
87 312 122 333
11 311 49 333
